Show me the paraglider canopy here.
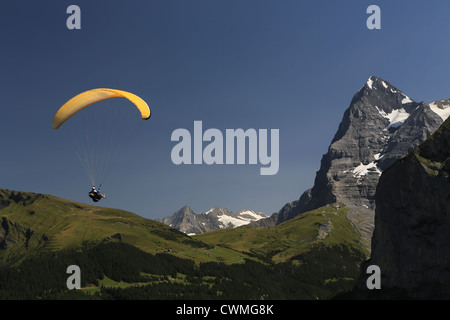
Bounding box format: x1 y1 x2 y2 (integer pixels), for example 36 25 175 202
52 88 151 130
53 88 151 198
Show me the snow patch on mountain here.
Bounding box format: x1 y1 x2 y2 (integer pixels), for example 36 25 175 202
352 162 382 178
402 96 413 104
375 106 410 129
374 153 383 160
429 101 450 121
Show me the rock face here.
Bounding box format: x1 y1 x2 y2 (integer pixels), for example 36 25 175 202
255 76 450 247
0 215 32 251
0 190 42 251
160 206 267 235
358 117 450 298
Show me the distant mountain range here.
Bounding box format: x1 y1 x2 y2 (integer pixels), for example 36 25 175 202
160 206 268 235
254 76 450 248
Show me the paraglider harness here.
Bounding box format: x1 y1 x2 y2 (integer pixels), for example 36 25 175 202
88 186 106 202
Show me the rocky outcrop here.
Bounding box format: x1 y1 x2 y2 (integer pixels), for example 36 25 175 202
0 189 44 209
0 217 30 251
161 206 208 235
255 76 449 248
358 117 450 298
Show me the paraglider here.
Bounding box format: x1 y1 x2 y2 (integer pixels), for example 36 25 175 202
53 88 150 202
88 186 106 202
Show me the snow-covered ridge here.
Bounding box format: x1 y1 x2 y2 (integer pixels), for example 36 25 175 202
210 208 268 229
237 210 266 220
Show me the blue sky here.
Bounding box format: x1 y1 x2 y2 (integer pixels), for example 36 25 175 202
1 1 450 219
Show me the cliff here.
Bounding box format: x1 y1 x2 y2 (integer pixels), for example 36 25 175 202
358 116 450 298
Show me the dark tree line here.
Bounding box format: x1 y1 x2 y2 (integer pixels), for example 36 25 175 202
0 242 365 300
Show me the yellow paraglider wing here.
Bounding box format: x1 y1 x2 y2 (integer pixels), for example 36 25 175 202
53 88 151 129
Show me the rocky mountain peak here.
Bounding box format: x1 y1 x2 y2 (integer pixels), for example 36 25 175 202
358 76 412 104
255 77 449 249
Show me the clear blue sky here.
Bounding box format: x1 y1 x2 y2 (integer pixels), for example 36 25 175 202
1 1 450 219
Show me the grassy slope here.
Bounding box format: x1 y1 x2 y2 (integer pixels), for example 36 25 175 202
194 204 368 263
0 189 367 268
0 189 369 299
0 189 243 265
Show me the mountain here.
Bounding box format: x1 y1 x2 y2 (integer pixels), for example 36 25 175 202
357 116 450 298
160 206 268 235
255 76 450 248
